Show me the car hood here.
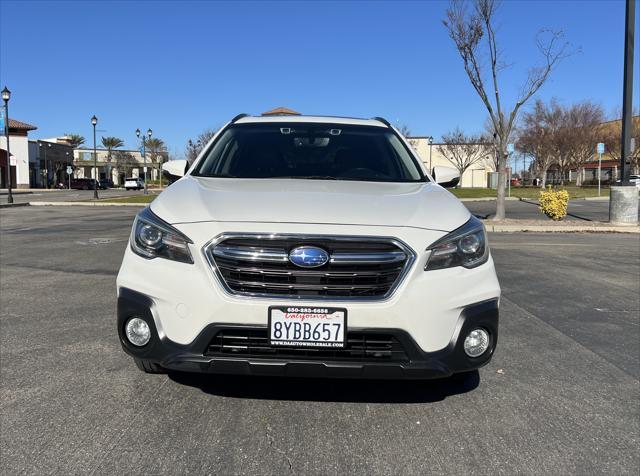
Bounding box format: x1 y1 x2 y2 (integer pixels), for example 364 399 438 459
151 176 470 232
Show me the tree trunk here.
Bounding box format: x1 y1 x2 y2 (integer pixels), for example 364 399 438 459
541 166 549 188
457 167 467 188
494 147 508 221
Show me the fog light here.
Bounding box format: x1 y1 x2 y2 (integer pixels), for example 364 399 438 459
125 317 151 346
463 328 489 357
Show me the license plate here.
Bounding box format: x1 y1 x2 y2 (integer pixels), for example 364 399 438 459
269 306 347 348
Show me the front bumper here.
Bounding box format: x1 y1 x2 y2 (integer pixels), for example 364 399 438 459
118 288 499 379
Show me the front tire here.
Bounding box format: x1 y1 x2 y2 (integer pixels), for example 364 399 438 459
133 357 165 374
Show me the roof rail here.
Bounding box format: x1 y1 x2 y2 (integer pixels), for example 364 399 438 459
230 113 249 123
372 116 392 127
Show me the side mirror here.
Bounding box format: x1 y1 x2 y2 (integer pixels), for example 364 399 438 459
163 159 188 178
432 166 460 188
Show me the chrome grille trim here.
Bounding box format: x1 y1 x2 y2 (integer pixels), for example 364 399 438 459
330 251 407 264
202 233 416 301
212 245 288 262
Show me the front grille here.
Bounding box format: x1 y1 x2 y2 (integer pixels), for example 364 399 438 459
204 234 415 300
205 328 410 362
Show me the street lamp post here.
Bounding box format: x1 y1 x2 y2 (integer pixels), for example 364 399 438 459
2 87 13 204
136 128 152 195
91 115 98 199
427 136 433 174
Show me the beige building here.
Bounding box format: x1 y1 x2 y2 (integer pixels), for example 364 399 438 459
73 147 168 185
407 137 495 188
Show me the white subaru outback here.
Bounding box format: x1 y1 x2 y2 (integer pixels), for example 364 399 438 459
117 114 500 379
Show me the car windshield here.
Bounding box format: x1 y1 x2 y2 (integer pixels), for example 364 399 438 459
192 123 425 182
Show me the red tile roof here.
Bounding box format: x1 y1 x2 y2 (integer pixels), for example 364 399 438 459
261 107 301 116
8 118 37 131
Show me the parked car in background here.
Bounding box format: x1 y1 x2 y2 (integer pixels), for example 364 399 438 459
99 179 114 189
124 177 145 191
117 114 500 381
70 178 97 190
614 175 640 189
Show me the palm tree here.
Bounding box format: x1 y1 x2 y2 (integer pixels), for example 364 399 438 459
101 137 125 184
65 133 85 148
101 136 124 161
145 138 167 180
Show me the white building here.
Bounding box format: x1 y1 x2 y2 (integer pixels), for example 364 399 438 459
407 137 495 188
1 119 37 189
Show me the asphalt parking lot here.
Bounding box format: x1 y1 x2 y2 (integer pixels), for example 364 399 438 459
1 207 638 475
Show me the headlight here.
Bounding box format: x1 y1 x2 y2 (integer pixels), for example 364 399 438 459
425 216 488 271
130 207 193 263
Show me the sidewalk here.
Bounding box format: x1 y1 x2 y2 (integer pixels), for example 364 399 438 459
483 218 639 233
0 188 61 195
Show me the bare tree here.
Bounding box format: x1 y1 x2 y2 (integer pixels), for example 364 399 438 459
520 99 605 186
443 0 573 219
600 110 640 175
399 124 412 137
112 150 135 182
185 128 217 164
437 128 489 186
519 100 548 186
398 124 420 149
565 101 606 185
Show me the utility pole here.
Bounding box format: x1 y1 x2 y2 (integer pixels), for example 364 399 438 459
609 0 638 224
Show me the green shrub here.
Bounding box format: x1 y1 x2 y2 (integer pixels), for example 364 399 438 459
539 187 569 221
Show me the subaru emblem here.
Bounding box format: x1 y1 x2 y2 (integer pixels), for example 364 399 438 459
288 246 329 268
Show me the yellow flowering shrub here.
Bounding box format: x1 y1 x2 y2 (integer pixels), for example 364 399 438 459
539 187 569 221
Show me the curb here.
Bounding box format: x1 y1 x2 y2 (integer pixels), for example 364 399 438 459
28 201 146 207
0 202 31 209
459 197 496 202
459 197 519 202
582 196 611 201
484 224 640 233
